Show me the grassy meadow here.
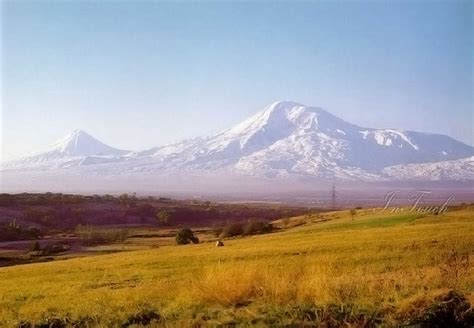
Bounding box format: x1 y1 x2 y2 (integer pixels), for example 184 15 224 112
0 206 473 327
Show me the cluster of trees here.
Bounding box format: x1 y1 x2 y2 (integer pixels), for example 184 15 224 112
24 207 88 228
151 206 306 226
176 220 273 245
0 192 155 207
75 225 129 245
1 192 312 228
0 192 90 206
175 220 273 246
0 219 42 242
215 220 273 238
131 206 302 227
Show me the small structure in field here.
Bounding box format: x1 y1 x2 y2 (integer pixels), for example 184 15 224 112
215 240 224 247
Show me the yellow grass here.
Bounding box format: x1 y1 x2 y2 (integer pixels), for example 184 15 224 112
0 207 473 326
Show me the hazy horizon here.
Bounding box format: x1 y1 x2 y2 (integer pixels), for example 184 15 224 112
2 1 473 161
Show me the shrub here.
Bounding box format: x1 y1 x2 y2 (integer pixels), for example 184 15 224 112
403 290 474 327
440 249 470 289
175 228 199 245
123 309 161 326
40 242 70 255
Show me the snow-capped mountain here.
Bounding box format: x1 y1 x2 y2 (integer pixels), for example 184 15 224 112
2 129 130 169
47 129 129 156
382 156 474 181
2 102 473 182
128 101 473 180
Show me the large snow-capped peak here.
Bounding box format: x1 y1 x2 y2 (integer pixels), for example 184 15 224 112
144 101 358 160
44 129 128 156
216 101 356 152
229 101 353 134
140 101 473 176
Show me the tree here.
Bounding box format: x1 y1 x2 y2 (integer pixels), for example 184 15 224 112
175 228 199 245
119 193 130 206
156 210 174 225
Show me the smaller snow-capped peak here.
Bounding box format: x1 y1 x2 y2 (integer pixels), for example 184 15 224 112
44 129 129 156
2 129 130 170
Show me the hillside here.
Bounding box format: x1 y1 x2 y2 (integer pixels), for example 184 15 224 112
0 193 307 229
0 206 473 326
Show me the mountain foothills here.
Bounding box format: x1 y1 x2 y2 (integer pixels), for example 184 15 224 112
2 101 473 182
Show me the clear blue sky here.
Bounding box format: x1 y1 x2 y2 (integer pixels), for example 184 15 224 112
2 0 472 160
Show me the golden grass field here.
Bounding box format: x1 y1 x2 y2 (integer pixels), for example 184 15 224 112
0 206 473 327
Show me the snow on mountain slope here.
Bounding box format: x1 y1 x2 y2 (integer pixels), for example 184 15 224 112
2 129 130 170
382 156 474 181
46 129 128 156
130 101 473 179
2 102 473 182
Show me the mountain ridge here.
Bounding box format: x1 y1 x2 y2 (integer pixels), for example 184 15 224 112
2 101 473 182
